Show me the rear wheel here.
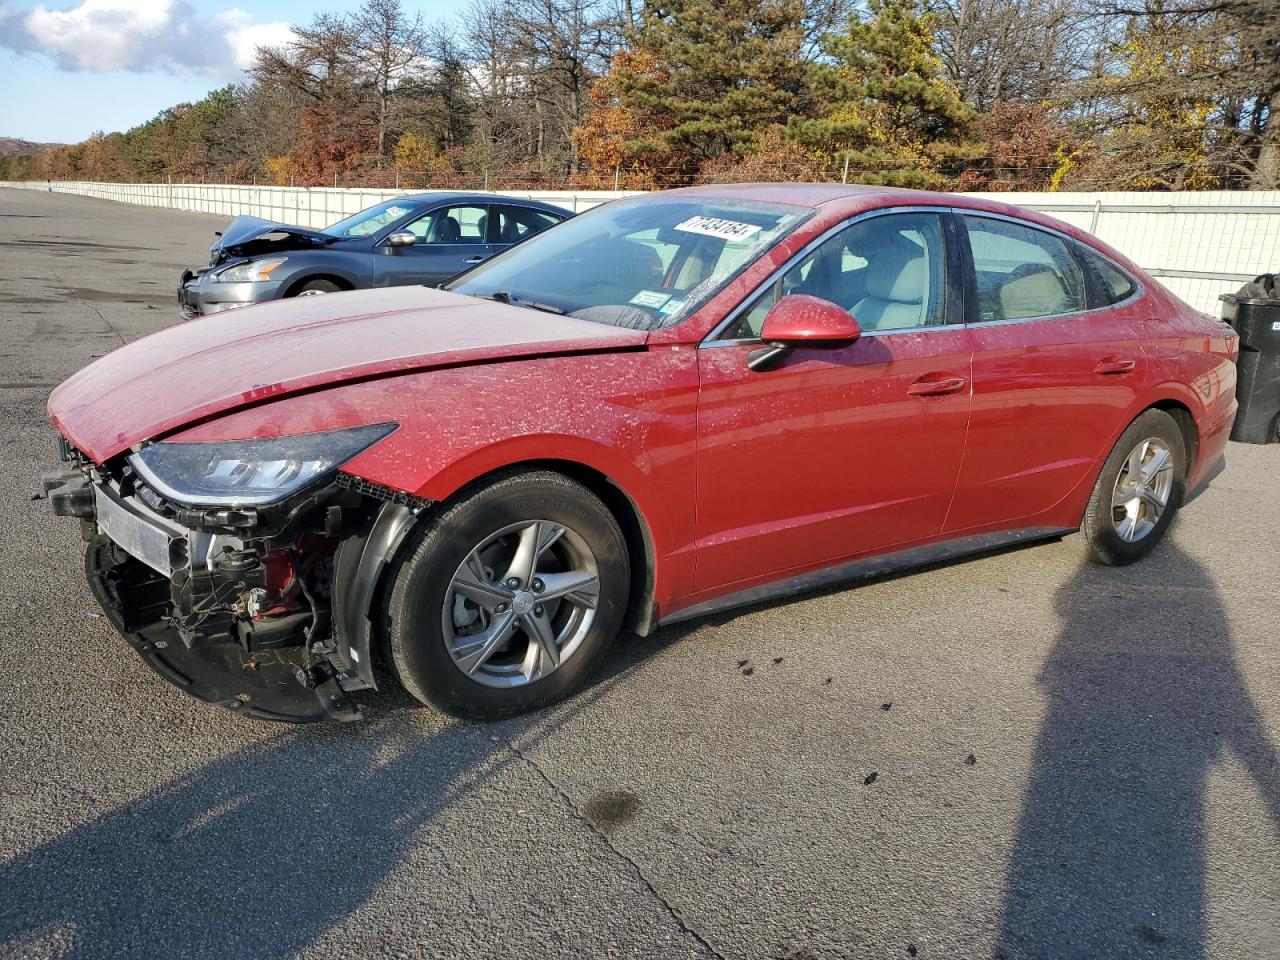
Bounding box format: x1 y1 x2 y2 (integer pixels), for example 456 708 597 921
1080 409 1186 565
385 471 629 720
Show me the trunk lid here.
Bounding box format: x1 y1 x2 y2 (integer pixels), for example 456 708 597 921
50 286 649 462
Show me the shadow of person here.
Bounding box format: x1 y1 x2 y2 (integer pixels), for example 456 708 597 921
0 632 670 960
996 542 1280 958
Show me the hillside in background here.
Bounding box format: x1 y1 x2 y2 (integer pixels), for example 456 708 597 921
0 137 66 159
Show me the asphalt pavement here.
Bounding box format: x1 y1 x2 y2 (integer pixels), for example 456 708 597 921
1 186 1277 960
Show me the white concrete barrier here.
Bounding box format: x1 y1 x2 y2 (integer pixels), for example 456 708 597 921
4 180 1277 315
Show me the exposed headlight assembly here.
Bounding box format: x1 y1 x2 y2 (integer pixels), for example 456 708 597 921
214 258 288 282
128 423 397 507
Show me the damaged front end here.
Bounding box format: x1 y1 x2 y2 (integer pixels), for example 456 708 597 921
43 428 428 723
178 217 337 318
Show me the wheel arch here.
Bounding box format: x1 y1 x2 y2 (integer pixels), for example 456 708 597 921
427 457 660 637
1148 398 1199 480
282 272 356 297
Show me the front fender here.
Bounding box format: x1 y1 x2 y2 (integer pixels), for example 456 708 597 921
166 348 701 604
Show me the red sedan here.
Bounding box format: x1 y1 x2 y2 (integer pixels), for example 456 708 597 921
44 185 1238 722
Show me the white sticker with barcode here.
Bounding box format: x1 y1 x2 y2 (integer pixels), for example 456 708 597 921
629 290 671 309
674 216 762 243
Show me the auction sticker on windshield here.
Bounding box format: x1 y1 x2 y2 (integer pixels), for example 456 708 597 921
674 216 762 243
629 290 671 309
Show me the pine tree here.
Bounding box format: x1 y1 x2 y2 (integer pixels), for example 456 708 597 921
788 0 983 188
611 0 808 167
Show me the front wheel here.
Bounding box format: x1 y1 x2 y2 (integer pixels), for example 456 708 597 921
291 278 342 296
1080 408 1187 565
385 471 630 720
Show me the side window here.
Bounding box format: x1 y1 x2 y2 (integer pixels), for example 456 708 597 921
1075 243 1137 306
964 216 1086 322
406 204 490 244
495 205 563 244
722 212 947 340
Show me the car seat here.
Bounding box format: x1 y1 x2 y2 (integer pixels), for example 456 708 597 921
435 216 462 243
851 241 928 330
998 264 1069 320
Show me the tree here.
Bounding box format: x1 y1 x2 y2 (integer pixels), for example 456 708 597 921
612 0 808 164
352 0 429 166
928 0 1097 110
788 0 984 187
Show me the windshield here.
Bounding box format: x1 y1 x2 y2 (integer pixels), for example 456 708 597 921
324 199 420 239
445 195 810 330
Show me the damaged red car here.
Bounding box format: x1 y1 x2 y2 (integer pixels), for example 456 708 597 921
44 185 1238 723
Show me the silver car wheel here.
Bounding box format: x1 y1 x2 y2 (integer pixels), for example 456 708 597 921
297 289 328 296
1111 437 1175 542
441 519 600 688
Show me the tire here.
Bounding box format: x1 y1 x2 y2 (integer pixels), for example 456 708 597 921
385 470 630 720
291 278 342 296
1080 409 1187 566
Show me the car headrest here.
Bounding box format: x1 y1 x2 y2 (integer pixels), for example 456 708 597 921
438 216 461 242
865 244 926 304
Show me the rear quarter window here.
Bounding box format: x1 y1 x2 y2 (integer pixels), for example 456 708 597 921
1075 243 1138 306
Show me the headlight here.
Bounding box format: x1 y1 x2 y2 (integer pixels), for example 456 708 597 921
214 258 287 282
128 423 397 507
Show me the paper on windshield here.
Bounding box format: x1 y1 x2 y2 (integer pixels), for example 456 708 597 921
674 216 762 243
629 290 672 309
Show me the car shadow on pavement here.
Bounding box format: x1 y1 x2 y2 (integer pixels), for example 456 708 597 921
0 635 670 960
996 542 1280 958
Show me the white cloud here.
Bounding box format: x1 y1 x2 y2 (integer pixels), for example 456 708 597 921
217 7 292 71
2 0 293 74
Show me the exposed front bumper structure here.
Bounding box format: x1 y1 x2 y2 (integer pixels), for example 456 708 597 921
44 447 429 723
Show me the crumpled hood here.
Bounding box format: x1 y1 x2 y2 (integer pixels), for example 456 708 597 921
210 215 334 260
49 286 649 463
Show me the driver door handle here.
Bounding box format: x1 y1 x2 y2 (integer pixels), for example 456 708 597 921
1093 357 1136 375
908 375 967 397
465 255 487 264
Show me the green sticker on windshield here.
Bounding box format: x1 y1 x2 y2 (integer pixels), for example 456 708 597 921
629 290 671 309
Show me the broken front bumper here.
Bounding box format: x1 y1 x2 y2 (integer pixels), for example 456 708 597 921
47 466 361 723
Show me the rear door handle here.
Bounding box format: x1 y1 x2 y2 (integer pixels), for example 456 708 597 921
908 375 967 397
465 255 487 264
1094 357 1136 375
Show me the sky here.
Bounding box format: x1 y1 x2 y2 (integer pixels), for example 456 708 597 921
0 0 465 143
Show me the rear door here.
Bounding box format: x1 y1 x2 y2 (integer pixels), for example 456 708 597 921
491 204 566 254
944 214 1150 533
693 210 972 591
374 203 493 286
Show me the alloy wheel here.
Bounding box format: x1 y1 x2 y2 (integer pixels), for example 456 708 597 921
1111 437 1175 542
441 519 600 687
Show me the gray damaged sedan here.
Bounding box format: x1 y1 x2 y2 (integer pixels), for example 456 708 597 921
177 192 570 318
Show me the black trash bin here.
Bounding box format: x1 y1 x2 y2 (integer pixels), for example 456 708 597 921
1220 292 1280 444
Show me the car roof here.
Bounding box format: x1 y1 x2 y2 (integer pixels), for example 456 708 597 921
395 191 568 211
664 182 1109 257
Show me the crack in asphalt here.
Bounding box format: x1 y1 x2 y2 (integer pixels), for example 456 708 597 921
48 263 128 348
502 736 727 960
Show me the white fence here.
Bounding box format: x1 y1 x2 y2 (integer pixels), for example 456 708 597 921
4 180 1278 315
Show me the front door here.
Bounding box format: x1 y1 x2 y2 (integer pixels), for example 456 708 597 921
693 211 972 592
376 203 493 286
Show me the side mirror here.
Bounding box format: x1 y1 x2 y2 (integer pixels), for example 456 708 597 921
748 294 861 372
385 231 417 248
